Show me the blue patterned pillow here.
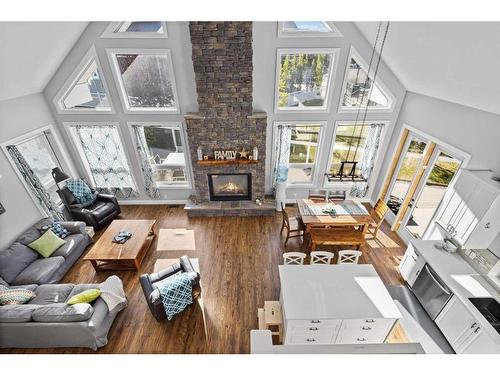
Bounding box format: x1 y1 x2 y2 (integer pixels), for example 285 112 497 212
66 179 95 205
0 288 36 305
41 223 70 239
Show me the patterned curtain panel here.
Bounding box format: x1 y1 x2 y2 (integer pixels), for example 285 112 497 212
7 145 64 220
74 125 138 199
132 125 160 198
273 125 292 189
350 124 383 198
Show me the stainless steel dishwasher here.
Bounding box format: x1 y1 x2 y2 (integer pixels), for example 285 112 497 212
411 263 454 320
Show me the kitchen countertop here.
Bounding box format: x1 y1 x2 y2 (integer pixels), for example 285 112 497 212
279 264 402 320
411 240 500 345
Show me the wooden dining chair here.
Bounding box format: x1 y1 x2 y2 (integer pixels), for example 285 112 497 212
328 190 347 201
308 189 328 202
280 202 305 246
283 252 307 265
337 250 362 264
310 251 334 264
369 199 390 238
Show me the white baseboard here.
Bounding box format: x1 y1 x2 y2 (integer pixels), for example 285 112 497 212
118 200 187 205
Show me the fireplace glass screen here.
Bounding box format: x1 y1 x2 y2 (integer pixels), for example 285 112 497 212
208 173 251 201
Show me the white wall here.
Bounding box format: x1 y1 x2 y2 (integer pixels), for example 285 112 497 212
252 22 406 200
373 91 500 201
0 94 73 249
43 22 198 202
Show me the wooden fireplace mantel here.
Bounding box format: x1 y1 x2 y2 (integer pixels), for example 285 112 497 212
197 159 258 166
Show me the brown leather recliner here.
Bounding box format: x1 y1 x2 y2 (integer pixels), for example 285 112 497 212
139 256 201 321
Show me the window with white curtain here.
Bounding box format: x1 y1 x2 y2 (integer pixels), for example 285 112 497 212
13 132 62 205
68 124 138 198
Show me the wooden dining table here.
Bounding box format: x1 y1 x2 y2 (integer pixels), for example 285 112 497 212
296 199 375 236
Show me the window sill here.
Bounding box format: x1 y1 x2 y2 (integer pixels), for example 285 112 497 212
156 184 192 190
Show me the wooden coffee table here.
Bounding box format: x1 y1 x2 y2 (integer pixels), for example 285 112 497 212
84 219 156 271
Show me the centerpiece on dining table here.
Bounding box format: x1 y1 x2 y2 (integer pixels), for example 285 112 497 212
321 203 337 217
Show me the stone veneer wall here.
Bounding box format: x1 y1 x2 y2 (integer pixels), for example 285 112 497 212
185 22 267 202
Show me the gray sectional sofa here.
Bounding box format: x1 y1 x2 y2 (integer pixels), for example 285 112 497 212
0 218 92 287
0 282 123 350
0 218 126 350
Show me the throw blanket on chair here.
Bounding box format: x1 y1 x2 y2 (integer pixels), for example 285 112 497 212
159 272 193 320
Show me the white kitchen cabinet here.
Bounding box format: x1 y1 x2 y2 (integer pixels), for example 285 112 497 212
435 295 500 354
399 243 426 286
459 326 500 354
436 170 500 248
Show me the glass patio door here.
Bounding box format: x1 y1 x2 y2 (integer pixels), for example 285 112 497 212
402 150 462 239
385 136 429 216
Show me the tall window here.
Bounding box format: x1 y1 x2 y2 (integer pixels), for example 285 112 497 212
108 49 179 112
132 124 188 187
15 132 62 205
54 47 112 113
329 123 370 179
69 124 137 198
341 48 391 111
286 124 323 184
276 49 335 111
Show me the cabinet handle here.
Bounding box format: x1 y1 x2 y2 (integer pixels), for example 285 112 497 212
311 320 321 324
473 327 481 334
365 319 375 323
308 327 319 331
470 322 477 329
306 338 316 342
362 326 372 330
357 338 367 342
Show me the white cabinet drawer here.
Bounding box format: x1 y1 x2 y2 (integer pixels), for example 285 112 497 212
336 319 395 344
289 319 338 328
289 333 333 345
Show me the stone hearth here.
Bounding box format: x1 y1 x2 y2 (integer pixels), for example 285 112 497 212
184 22 269 216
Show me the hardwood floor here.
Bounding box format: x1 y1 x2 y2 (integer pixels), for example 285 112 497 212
1 204 407 354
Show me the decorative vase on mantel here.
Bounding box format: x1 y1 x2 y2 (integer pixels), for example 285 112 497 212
253 146 258 161
197 147 203 161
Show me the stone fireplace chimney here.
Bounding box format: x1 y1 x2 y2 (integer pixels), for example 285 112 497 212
184 22 268 214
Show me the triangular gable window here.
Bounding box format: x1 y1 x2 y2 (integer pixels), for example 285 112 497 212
54 47 113 113
341 48 392 110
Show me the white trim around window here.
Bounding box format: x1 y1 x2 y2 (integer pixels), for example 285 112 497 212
274 48 339 114
52 46 115 115
63 122 140 191
0 124 77 217
322 120 389 189
277 21 342 38
101 22 168 38
338 46 395 114
272 121 327 188
125 122 193 190
106 48 180 114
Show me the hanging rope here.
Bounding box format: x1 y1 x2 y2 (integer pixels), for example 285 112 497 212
352 21 390 162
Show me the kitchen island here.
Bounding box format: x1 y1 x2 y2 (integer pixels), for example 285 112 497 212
279 264 402 345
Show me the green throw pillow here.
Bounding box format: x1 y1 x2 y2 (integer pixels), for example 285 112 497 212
67 289 101 305
28 229 66 258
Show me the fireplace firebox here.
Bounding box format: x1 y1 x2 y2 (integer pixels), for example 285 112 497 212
207 173 252 201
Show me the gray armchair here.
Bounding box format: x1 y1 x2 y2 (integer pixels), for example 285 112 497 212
139 256 200 321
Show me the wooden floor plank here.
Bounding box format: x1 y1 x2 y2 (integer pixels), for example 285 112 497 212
1 203 407 354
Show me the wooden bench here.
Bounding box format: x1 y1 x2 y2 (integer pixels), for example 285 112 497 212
307 228 365 251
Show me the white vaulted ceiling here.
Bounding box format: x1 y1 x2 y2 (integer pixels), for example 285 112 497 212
0 22 88 101
355 22 500 115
